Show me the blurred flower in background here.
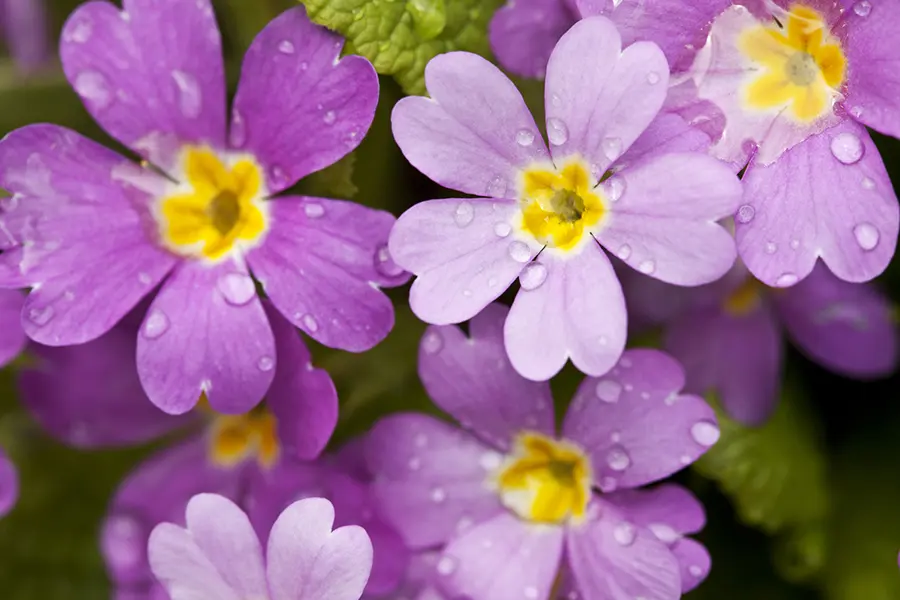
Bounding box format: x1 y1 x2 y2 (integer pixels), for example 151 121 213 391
0 0 50 72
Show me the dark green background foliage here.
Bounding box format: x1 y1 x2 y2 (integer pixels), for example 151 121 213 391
0 1 898 598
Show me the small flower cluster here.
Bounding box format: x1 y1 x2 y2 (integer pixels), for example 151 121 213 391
0 0 898 598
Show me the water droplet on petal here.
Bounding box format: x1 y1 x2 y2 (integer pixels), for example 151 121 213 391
257 356 274 372
519 262 548 291
524 586 539 599
850 105 864 119
550 94 562 107
647 71 661 85
606 446 631 471
649 523 681 544
408 457 421 471
217 272 257 306
494 222 512 238
830 132 864 165
638 259 656 274
454 201 475 227
74 71 112 109
595 379 622 403
27 305 54 327
143 310 169 339
437 556 457 575
508 241 532 263
278 39 296 54
430 487 446 503
689 565 704 577
302 314 319 332
605 176 626 202
775 272 798 287
374 244 405 278
171 70 202 119
230 108 247 148
617 244 632 260
690 420 720 446
613 522 636 546
422 330 444 354
304 202 325 218
853 0 872 16
66 18 93 43
853 222 880 251
485 176 507 198
138 272 152 285
516 129 535 147
765 241 777 254
547 118 569 145
736 204 755 223
599 476 618 492
862 176 875 190
790 239 800 250
480 452 502 470
323 110 337 125
602 137 623 161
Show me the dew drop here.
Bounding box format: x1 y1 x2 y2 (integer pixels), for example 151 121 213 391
74 71 112 109
649 523 680 544
519 262 548 291
480 452 502 471
508 241 532 263
230 108 247 148
599 476 618 492
63 290 75 301
853 222 880 251
736 204 755 224
171 70 202 119
66 18 93 43
547 118 569 146
257 356 274 372
304 202 325 218
861 177 875 190
602 137 623 161
638 259 656 274
437 556 457 575
829 132 864 165
408 457 421 471
414 433 428 448
1 195 19 212
422 330 444 354
850 105 864 119
138 272 152 285
551 94 562 107
764 241 777 254
494 222 512 238
454 201 475 227
606 446 631 471
27 305 55 326
605 176 626 202
613 522 636 546
646 71 661 85
374 244 405 278
430 487 446 503
595 379 622 403
485 176 507 198
775 272 798 287
217 272 257 306
690 420 720 446
790 239 800 250
278 39 296 54
689 565 704 577
302 314 319 332
524 586 539 599
617 244 632 260
143 310 169 339
516 129 535 147
323 110 337 125
853 0 872 16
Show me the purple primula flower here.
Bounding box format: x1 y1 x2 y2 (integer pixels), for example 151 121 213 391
366 304 718 600
389 16 741 381
622 259 897 424
0 446 17 518
0 0 51 72
0 289 26 367
688 0 900 286
148 494 373 600
0 1 407 415
489 0 732 79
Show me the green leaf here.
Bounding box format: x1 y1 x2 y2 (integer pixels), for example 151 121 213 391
693 386 830 534
299 0 504 94
297 152 359 199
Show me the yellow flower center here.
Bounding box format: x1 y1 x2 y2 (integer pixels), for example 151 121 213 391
519 159 606 251
496 432 592 524
723 275 763 316
203 399 280 469
738 4 846 122
156 146 269 261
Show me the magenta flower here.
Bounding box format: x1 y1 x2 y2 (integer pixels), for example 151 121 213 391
0 0 51 72
622 260 897 424
0 289 25 368
389 16 741 381
148 494 373 600
0 1 406 415
490 0 731 79
0 447 16 518
689 0 900 286
366 304 719 600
